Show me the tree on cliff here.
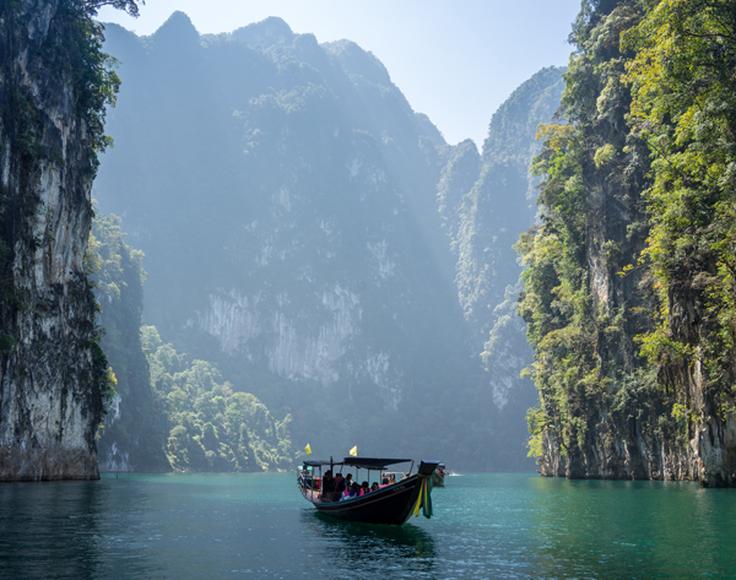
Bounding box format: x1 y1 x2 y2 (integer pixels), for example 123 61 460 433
84 1 141 16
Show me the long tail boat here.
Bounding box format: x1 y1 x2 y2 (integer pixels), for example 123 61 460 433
297 457 438 525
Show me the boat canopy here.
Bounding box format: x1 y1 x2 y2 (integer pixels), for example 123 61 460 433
302 457 413 470
342 457 412 470
302 459 344 467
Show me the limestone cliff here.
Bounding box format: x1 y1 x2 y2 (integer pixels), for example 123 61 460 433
520 0 736 486
0 1 119 480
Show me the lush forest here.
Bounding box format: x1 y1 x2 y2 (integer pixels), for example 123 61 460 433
143 325 293 471
521 0 736 486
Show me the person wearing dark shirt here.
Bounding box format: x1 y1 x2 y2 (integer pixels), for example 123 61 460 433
335 473 346 495
344 473 353 495
322 470 336 499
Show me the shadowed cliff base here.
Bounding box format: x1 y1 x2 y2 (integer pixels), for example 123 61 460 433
0 448 100 482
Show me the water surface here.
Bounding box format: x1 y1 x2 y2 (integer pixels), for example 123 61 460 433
1 473 734 578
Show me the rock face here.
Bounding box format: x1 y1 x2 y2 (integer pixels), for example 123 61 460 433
91 212 293 472
0 1 111 480
441 68 564 339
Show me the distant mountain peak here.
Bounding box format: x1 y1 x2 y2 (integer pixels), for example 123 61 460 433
230 16 294 48
153 11 199 45
323 39 390 85
256 16 293 34
158 11 196 33
455 138 480 155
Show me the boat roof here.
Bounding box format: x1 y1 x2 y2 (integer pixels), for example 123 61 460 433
302 459 344 467
302 457 412 469
343 457 412 469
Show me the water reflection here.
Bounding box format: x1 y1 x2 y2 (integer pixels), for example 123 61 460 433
302 510 437 575
527 477 736 578
0 479 162 579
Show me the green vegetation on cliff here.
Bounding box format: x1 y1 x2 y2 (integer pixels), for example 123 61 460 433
521 0 736 485
142 326 293 472
90 213 169 471
625 0 736 425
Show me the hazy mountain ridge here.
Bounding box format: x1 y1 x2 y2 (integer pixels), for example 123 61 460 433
436 67 565 467
95 13 563 469
96 13 474 465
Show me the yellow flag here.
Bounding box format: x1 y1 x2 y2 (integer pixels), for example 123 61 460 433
349 445 358 457
304 443 312 456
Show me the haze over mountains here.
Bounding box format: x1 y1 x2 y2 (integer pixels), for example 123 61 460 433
93 12 563 470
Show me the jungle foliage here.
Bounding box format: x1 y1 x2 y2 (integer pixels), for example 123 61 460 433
142 326 293 472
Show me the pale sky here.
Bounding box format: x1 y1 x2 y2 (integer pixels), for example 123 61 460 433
98 0 580 148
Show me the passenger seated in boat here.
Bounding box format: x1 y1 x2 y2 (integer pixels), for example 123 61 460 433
322 470 336 500
371 482 379 493
360 481 370 496
335 473 346 496
381 477 389 487
344 473 353 494
350 481 360 497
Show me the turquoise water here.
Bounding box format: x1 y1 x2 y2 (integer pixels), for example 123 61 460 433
1 472 735 578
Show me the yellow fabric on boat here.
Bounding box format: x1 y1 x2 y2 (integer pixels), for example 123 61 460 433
349 445 358 457
304 443 312 456
412 478 433 519
412 483 422 517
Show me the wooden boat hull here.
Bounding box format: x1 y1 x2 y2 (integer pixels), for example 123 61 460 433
308 474 425 525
